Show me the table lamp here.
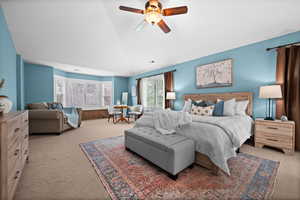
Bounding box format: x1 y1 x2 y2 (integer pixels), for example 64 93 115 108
259 85 282 120
166 92 176 109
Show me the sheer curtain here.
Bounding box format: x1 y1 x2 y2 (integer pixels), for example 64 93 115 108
140 74 165 109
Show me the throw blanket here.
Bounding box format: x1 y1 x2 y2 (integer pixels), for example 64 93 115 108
153 110 192 135
63 107 80 128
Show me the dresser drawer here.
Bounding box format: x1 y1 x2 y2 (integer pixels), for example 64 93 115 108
7 117 22 143
21 138 29 164
21 112 29 127
8 159 22 200
8 142 22 171
21 126 29 141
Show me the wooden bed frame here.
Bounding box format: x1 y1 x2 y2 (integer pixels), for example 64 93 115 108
184 92 253 174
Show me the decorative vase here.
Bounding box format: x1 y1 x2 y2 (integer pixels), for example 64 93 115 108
0 96 13 114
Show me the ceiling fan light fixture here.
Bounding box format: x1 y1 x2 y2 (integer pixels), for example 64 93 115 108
145 11 161 25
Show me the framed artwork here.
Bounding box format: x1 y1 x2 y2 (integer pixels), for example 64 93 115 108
196 59 233 88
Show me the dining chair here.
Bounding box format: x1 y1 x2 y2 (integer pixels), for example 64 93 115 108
127 105 143 121
108 105 122 123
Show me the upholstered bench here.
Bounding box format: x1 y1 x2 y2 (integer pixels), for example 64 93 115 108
124 127 195 180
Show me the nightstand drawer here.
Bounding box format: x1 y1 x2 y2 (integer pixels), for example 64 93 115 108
255 125 293 137
256 131 292 143
256 137 292 149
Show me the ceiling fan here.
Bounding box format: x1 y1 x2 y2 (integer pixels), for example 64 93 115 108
119 0 188 33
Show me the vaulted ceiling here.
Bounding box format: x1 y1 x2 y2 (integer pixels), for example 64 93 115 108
2 0 300 76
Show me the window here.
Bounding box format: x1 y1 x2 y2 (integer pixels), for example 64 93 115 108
54 75 113 108
141 74 165 108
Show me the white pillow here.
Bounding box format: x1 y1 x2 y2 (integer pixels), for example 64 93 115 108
182 99 192 113
223 98 236 116
235 100 249 115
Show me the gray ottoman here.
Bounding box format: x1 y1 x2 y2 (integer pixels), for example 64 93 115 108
125 127 195 180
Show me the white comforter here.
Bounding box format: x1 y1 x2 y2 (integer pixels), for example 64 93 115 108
135 111 253 175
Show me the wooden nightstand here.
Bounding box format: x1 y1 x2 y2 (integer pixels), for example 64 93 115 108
255 119 295 155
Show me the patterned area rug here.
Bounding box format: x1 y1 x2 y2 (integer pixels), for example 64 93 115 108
80 136 279 200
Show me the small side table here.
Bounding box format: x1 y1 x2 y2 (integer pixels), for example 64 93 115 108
113 105 129 123
255 119 295 155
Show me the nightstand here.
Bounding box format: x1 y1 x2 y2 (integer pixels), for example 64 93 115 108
255 119 295 155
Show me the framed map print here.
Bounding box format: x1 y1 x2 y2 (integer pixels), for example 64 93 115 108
196 59 233 88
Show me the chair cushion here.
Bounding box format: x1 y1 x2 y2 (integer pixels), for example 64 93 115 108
125 127 189 151
128 111 141 115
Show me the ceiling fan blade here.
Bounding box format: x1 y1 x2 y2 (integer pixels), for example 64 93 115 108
119 6 144 14
135 20 148 32
163 6 188 16
157 19 171 33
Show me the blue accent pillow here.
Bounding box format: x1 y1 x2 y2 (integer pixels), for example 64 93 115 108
213 101 224 116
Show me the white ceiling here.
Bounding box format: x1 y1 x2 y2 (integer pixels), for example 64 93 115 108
1 0 300 76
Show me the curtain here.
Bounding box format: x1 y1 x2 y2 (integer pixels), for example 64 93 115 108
136 78 142 105
164 71 174 108
276 47 300 150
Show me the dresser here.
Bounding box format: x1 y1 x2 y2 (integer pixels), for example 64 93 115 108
0 111 29 200
255 119 295 155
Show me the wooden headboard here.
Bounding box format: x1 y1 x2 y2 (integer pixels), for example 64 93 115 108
184 92 253 116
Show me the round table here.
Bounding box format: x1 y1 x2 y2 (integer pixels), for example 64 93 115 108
113 105 129 123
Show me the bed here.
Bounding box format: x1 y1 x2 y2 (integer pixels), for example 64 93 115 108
183 92 253 174
133 92 254 175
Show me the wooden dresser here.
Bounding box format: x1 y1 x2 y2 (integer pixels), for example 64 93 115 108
255 119 295 155
0 111 29 200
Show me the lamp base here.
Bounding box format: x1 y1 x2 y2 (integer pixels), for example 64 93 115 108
264 117 274 121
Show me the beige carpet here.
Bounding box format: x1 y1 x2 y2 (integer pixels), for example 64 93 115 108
15 119 300 200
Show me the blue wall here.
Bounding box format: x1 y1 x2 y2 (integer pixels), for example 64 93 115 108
24 63 54 104
0 7 18 111
129 31 300 118
113 77 129 105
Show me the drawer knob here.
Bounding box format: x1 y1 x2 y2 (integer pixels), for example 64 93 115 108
14 149 20 156
24 134 28 139
24 119 28 123
24 149 28 155
14 128 20 133
267 127 278 130
14 171 20 179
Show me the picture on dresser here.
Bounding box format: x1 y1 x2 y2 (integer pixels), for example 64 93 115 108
196 59 233 88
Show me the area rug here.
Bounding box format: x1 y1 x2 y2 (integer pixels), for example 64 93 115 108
80 136 279 200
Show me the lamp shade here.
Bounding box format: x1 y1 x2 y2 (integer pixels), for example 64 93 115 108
259 85 282 99
166 92 176 100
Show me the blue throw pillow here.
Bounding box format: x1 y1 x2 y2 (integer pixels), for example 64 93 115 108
213 101 224 116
